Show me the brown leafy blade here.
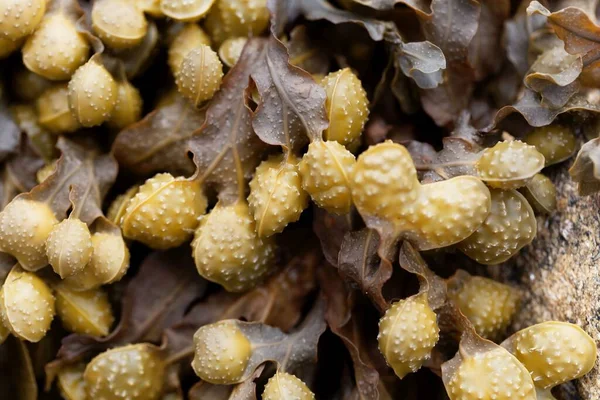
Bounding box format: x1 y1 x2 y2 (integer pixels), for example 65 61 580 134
227 366 264 400
228 381 259 399
313 208 357 266
0 84 21 163
0 138 45 209
524 46 582 109
28 329 65 383
504 13 533 77
467 0 510 80
189 382 233 400
167 296 325 388
44 333 110 391
528 1 600 68
319 267 380 400
371 43 421 110
111 21 158 79
486 88 600 130
294 1 446 89
112 249 207 344
504 11 549 77
416 113 481 181
338 228 394 313
250 36 329 151
10 105 58 163
245 249 320 330
45 249 206 388
287 26 330 76
297 0 386 41
113 94 205 177
397 41 446 89
404 140 438 168
449 111 484 145
416 0 480 125
398 242 447 311
420 65 475 127
267 0 301 37
234 297 326 381
162 248 319 369
22 138 118 224
390 63 420 114
188 366 265 400
213 248 319 331
420 138 480 182
401 46 444 90
0 336 37 400
188 38 268 203
385 27 446 90
339 0 430 13
419 0 480 64
569 137 600 195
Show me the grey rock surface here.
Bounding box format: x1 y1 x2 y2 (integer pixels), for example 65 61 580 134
489 164 600 400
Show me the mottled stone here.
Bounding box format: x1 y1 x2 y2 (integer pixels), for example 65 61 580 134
490 163 600 400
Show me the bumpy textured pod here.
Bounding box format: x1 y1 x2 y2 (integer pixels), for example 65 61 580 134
121 173 207 249
0 0 46 41
160 0 215 22
107 185 140 225
36 160 57 183
351 141 491 250
37 83 80 134
22 13 89 80
192 320 252 384
192 201 275 292
68 57 117 127
351 141 419 221
12 67 52 101
0 319 8 345
11 104 56 159
378 293 439 379
458 189 536 265
248 155 308 237
64 229 130 290
299 140 355 214
476 140 545 189
321 68 369 147
263 372 315 400
167 23 211 76
55 283 114 336
218 37 247 68
414 177 491 250
505 322 597 389
204 0 269 45
91 0 147 49
525 124 577 166
521 173 557 214
84 344 165 400
11 106 56 168
107 79 143 129
0 266 55 342
0 198 58 270
444 345 537 400
46 218 94 279
136 0 162 17
447 272 520 339
175 45 223 107
57 363 87 400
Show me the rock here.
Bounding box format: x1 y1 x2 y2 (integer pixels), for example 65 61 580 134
489 163 600 400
